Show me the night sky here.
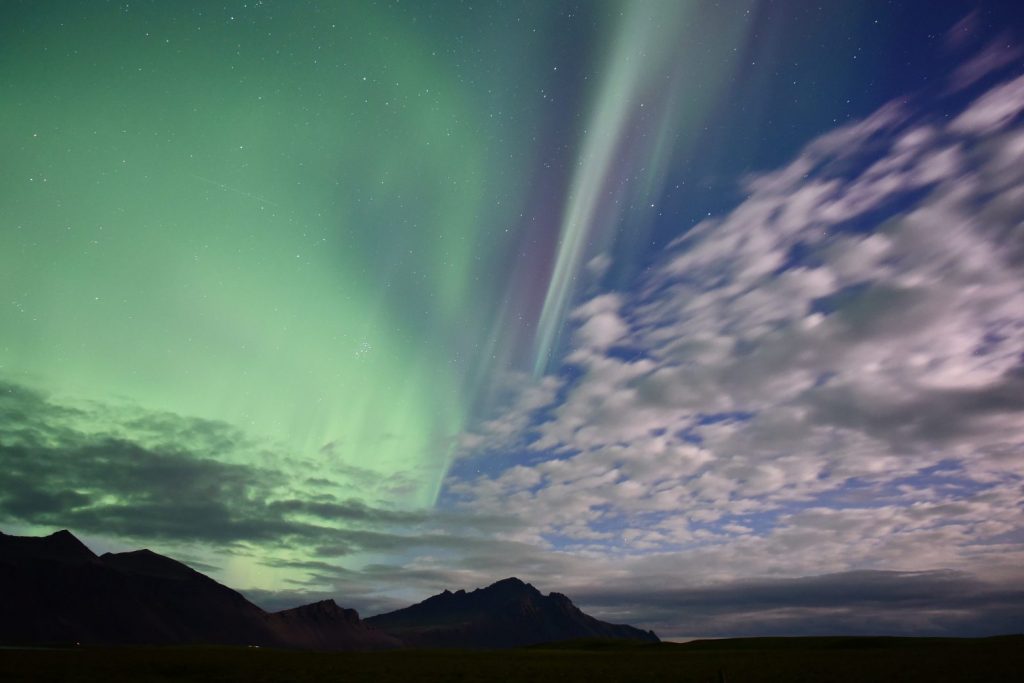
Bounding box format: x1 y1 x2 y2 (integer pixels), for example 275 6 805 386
3 0 1024 639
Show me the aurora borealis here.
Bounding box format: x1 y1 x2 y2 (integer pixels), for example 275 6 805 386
2 0 537 509
3 0 1024 637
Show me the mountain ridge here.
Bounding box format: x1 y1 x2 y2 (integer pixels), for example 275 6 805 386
0 529 657 650
366 574 659 648
0 529 391 650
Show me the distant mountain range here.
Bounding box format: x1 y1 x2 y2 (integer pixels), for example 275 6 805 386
0 530 657 649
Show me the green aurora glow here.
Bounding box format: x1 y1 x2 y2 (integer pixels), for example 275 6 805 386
1 0 754 588
1 2 558 509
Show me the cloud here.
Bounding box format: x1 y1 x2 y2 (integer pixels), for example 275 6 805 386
571 570 1024 638
0 379 522 577
948 38 1024 93
456 372 562 455
0 380 314 544
950 74 1024 133
444 70 1024 630
572 294 629 351
585 253 612 280
945 11 982 50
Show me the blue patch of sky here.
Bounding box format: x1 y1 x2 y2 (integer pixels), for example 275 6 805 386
677 428 704 445
835 184 936 234
698 411 756 425
807 461 994 512
541 531 707 556
677 463 999 540
689 516 763 538
814 371 837 387
442 442 577 488
603 344 649 365
724 512 778 536
976 526 1024 546
972 320 1021 356
677 412 756 445
515 362 583 439
890 465 996 499
775 239 828 274
543 505 783 554
541 532 616 552
546 456 1010 551
810 281 873 315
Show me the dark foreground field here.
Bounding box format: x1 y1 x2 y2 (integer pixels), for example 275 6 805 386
1 636 1021 682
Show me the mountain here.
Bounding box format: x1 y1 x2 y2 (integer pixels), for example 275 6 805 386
365 577 660 648
0 530 657 650
0 527 97 563
268 599 401 650
0 529 394 650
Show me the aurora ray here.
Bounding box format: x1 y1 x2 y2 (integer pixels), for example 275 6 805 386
532 0 754 374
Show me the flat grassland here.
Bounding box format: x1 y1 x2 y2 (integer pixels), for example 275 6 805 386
1 636 1020 682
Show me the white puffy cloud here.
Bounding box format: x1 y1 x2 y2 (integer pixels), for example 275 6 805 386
456 373 562 455
447 70 1024 601
571 294 629 350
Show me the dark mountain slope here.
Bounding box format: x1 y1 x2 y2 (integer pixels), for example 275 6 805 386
366 577 659 648
0 529 393 650
0 531 655 650
268 599 401 650
0 530 274 645
0 528 97 564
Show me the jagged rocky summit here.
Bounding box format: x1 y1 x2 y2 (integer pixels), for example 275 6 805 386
366 576 659 648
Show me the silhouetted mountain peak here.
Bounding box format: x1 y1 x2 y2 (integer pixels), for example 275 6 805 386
491 576 527 588
483 577 534 593
0 528 97 564
407 577 544 615
100 548 200 581
0 529 278 648
469 577 543 604
268 598 401 650
273 599 360 624
312 598 339 608
0 530 654 650
45 529 97 559
548 592 576 607
366 577 659 648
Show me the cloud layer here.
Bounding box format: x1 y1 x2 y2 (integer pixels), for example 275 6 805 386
444 70 1024 635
